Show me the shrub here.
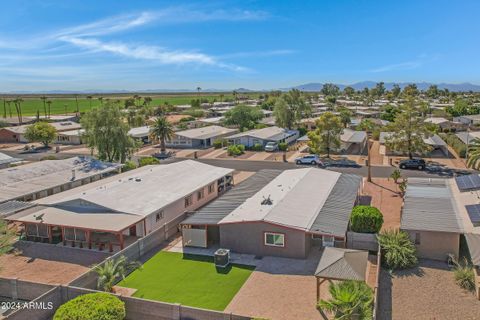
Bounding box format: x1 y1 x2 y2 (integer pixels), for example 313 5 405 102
122 160 137 172
40 155 58 161
53 292 126 320
350 205 383 233
227 144 245 156
252 143 264 151
278 142 288 151
390 169 402 183
440 133 466 158
450 255 475 291
182 108 205 118
138 156 160 167
372 129 380 141
377 229 418 270
213 139 224 149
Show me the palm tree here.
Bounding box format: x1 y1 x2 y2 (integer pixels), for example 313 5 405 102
6 100 12 118
87 95 93 109
317 280 373 320
233 90 238 103
2 99 6 118
94 255 141 292
64 104 68 115
74 94 79 114
98 96 104 106
40 95 48 118
46 100 52 118
13 97 23 124
150 116 174 152
467 138 480 170
196 87 201 96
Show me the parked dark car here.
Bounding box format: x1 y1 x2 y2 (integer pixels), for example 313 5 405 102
399 158 426 170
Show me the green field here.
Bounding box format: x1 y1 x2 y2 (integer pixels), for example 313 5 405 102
117 251 254 311
0 93 260 117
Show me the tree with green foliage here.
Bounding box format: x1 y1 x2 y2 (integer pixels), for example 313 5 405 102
338 108 352 128
24 121 57 147
273 89 311 129
350 205 384 233
149 116 174 152
391 84 401 98
223 104 263 131
227 144 245 156
377 229 418 270
307 112 343 158
384 101 432 159
375 82 386 97
343 86 355 97
81 102 137 163
426 85 439 99
466 138 480 170
402 84 419 97
94 255 141 292
53 292 126 320
380 104 400 122
321 83 340 97
317 280 373 320
390 169 402 183
446 99 479 117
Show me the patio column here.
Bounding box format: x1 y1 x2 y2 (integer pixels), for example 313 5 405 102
87 230 92 249
48 226 52 244
316 278 327 301
119 232 124 250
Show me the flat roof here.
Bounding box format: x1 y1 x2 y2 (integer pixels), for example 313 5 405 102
0 152 20 166
2 121 82 134
341 129 367 144
401 178 464 233
174 125 237 140
379 132 446 147
228 126 298 141
424 117 450 125
0 156 122 203
128 126 150 138
218 168 360 236
456 131 480 144
35 160 234 217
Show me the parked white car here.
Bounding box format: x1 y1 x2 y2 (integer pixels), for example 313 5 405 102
295 154 323 166
264 142 279 152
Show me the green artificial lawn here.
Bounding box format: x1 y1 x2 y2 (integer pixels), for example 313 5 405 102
118 251 255 311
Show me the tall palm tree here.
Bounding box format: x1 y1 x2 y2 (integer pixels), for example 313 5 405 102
94 255 141 292
74 94 79 114
40 95 48 118
87 95 93 109
317 280 373 320
467 138 480 170
150 116 174 152
46 100 52 118
196 87 201 96
2 98 6 118
6 100 12 118
13 97 23 124
98 96 104 106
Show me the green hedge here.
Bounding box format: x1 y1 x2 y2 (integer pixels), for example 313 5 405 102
53 293 126 320
278 142 288 151
440 133 466 157
350 205 383 233
212 139 224 149
227 144 245 156
252 143 264 151
138 156 160 167
122 160 137 172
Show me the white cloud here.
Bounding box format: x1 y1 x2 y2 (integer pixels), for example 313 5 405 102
370 61 422 73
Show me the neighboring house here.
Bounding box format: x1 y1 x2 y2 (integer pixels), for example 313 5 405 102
340 129 367 154
37 115 78 122
55 129 85 145
0 121 82 143
0 156 121 204
379 132 448 156
5 160 233 251
455 131 480 146
454 114 480 126
181 168 361 259
0 117 35 126
128 126 151 144
0 152 20 169
166 125 238 148
227 126 299 147
424 117 465 131
401 178 463 260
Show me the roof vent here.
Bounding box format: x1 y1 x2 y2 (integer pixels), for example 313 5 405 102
261 195 273 205
135 178 142 182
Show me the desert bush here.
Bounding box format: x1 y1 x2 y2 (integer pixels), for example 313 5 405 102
227 144 245 156
377 229 418 270
138 156 160 167
350 205 383 233
449 255 475 291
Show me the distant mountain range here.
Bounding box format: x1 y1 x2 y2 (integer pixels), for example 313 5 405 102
289 82 480 92
2 82 480 94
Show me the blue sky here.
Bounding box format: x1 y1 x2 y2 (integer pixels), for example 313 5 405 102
0 0 479 91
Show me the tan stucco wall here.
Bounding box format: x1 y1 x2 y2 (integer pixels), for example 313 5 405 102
405 230 460 261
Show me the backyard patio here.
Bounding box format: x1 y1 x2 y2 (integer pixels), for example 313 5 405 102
117 251 254 311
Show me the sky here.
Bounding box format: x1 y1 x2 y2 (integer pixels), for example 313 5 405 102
0 0 479 91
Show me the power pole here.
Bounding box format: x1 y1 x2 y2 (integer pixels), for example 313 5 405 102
367 131 372 183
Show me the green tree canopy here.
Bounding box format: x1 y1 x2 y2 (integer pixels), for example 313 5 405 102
446 99 479 117
81 102 137 163
223 104 263 131
307 112 343 157
380 104 400 122
384 100 432 159
273 89 311 129
53 293 125 320
350 205 384 233
321 83 340 97
343 86 355 97
24 121 57 147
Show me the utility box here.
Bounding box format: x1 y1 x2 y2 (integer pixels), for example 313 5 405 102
214 248 230 268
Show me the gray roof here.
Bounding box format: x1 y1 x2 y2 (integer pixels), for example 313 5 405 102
228 126 298 141
309 173 362 237
465 233 480 267
401 178 463 233
0 152 20 166
0 200 35 218
315 247 368 281
181 170 282 225
341 129 367 144
174 125 237 140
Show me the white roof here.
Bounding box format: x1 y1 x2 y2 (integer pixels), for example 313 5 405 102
424 117 450 125
219 168 341 231
57 129 85 137
2 121 81 134
128 126 150 138
36 160 234 217
198 117 224 124
175 125 237 140
0 156 121 203
228 126 297 141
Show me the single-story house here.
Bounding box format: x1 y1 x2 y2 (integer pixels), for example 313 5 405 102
128 126 151 144
181 168 361 259
227 126 299 148
0 152 20 169
424 117 465 131
6 160 234 251
166 125 238 148
379 132 448 156
0 121 82 143
0 117 35 126
340 129 367 154
455 131 480 146
55 129 85 145
401 178 463 260
37 115 78 122
454 114 480 126
0 156 121 204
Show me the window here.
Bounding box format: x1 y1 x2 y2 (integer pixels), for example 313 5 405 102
156 211 164 222
264 232 285 247
197 189 205 200
184 195 193 208
208 183 215 194
414 232 421 245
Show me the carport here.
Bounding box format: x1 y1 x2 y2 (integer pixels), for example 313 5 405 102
315 247 369 300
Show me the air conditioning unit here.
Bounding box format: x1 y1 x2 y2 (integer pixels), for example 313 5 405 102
214 248 230 268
